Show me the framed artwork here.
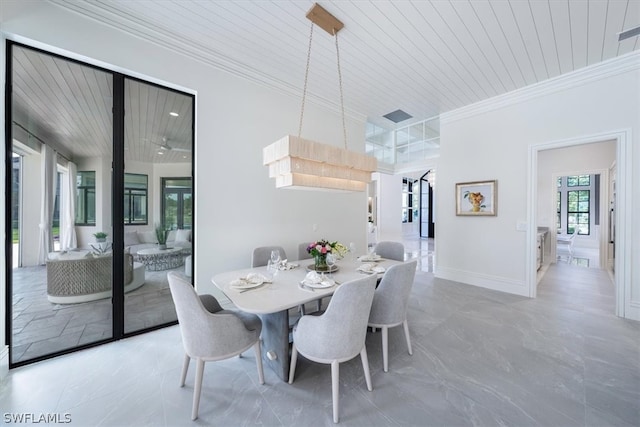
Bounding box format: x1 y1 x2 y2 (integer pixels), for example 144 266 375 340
456 180 497 216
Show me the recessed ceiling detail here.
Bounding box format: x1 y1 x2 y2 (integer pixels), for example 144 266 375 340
383 109 413 123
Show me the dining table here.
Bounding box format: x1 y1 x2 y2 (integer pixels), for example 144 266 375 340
211 256 402 381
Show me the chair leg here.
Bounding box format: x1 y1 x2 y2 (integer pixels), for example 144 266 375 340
403 319 413 355
254 340 265 385
192 358 205 421
382 326 389 372
315 298 322 312
180 354 190 387
360 347 373 392
288 344 298 384
331 360 340 424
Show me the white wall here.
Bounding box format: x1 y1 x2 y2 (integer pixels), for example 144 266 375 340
373 172 403 242
0 0 371 370
438 54 639 321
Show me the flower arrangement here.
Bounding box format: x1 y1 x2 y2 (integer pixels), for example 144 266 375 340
307 239 347 271
306 239 348 258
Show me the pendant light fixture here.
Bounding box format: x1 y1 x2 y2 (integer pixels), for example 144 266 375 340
263 3 377 192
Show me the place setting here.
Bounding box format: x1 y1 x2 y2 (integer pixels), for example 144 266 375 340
357 251 383 262
356 262 386 275
299 271 337 292
229 273 272 293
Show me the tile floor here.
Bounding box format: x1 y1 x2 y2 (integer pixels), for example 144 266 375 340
10 265 184 364
2 239 638 426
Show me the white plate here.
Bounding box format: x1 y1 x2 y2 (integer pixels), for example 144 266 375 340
357 264 386 274
358 255 382 262
300 279 335 289
230 274 268 289
230 279 264 289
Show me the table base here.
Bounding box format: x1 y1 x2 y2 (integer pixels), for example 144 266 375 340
259 310 291 381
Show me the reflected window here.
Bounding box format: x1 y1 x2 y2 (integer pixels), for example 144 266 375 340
124 173 148 225
162 177 192 230
75 171 96 225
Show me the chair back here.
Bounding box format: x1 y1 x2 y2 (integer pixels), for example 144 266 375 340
295 275 376 360
168 271 256 359
251 246 287 267
369 260 417 326
374 241 405 261
297 243 312 261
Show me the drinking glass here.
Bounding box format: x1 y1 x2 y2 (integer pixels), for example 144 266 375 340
326 253 336 277
349 242 356 261
270 250 281 265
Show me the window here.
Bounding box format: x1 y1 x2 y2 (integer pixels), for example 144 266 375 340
402 178 419 223
567 190 590 235
365 122 394 164
162 177 192 230
558 175 594 236
75 171 96 225
124 173 148 225
567 175 590 187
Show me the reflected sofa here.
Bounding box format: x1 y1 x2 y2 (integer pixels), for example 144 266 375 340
46 251 145 304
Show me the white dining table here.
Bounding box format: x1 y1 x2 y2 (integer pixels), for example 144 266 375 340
211 257 401 381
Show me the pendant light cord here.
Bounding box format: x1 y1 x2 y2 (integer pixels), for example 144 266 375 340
335 30 347 150
298 23 314 139
297 22 349 150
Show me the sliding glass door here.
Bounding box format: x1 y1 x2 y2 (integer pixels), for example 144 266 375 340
6 42 194 365
123 79 193 334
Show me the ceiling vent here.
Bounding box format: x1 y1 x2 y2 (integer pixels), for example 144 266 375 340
619 25 640 41
383 109 412 123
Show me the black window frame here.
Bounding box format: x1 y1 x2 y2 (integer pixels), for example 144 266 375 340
75 170 96 226
567 189 590 235
124 172 148 225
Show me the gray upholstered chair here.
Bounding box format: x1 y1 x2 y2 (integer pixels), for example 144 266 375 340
167 271 264 420
288 275 377 423
374 241 405 261
251 245 286 267
368 260 417 372
297 242 312 261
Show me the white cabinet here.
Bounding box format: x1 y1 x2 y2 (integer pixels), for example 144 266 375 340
536 229 548 270
537 234 543 270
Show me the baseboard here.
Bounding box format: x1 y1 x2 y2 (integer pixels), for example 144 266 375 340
0 345 8 381
435 267 529 297
627 300 640 322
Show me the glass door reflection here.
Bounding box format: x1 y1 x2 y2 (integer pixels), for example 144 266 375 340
123 79 194 334
9 44 113 364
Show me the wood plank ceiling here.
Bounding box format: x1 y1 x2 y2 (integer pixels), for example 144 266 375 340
12 0 640 162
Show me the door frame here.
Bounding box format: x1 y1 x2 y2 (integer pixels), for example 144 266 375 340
527 129 631 318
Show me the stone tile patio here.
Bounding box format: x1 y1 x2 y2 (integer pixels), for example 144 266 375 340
10 264 186 364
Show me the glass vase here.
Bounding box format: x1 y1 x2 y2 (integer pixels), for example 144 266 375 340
314 254 328 271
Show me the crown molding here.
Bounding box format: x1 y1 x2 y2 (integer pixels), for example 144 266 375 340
441 50 640 125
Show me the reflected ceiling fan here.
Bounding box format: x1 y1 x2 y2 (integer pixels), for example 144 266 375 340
152 137 191 152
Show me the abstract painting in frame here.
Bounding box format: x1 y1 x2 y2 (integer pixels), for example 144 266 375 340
456 180 497 216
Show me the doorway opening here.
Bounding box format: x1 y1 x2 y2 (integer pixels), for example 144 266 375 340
529 131 629 318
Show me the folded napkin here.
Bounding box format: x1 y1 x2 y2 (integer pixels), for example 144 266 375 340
358 253 382 262
357 263 386 274
301 271 335 288
277 259 299 270
230 273 271 288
